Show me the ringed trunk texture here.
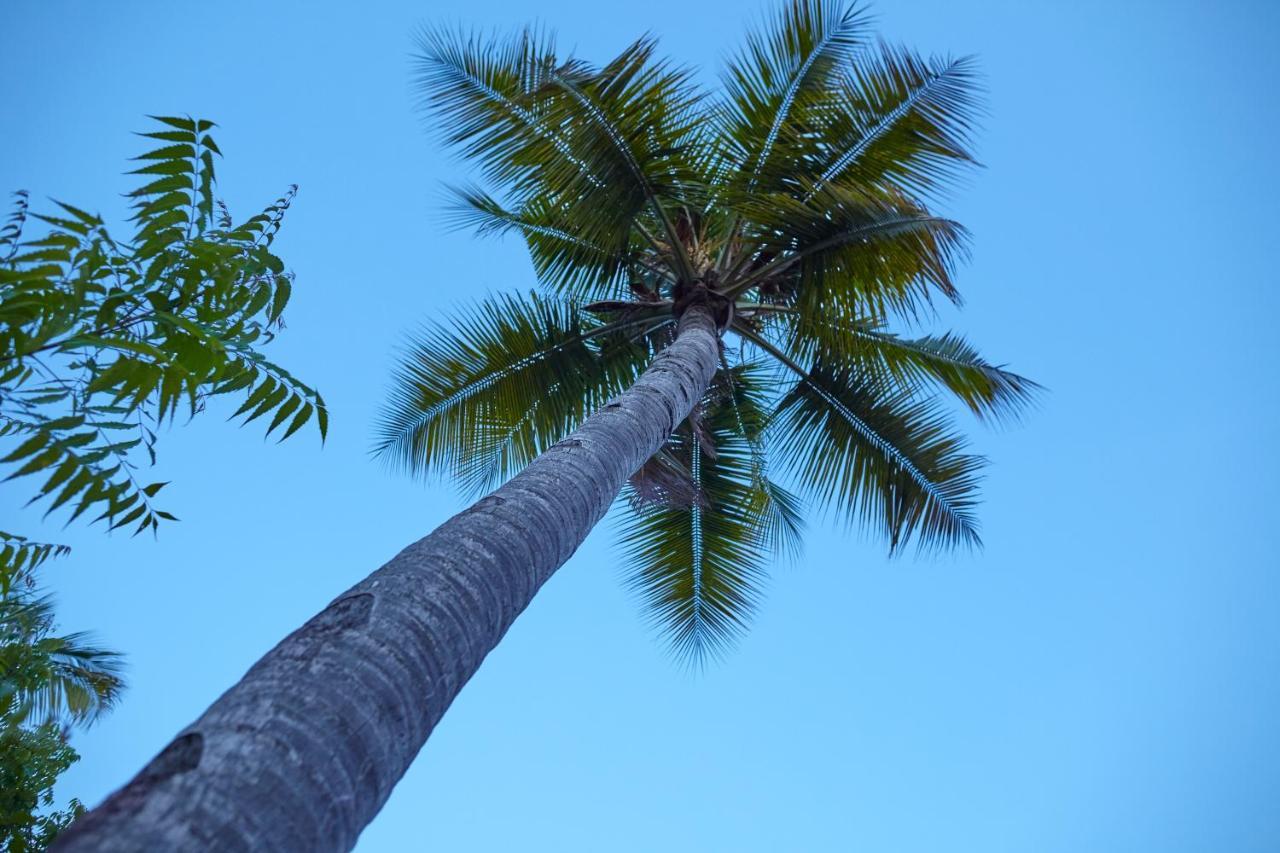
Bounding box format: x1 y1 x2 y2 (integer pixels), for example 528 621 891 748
54 305 721 852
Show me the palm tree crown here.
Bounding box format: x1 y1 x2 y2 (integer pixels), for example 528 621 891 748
376 0 1036 664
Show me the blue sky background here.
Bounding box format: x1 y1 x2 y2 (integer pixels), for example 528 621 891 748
3 1 1278 850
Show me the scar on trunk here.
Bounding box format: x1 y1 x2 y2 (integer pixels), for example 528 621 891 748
139 732 204 782
309 593 375 634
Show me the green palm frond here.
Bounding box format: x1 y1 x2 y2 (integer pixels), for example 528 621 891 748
374 291 668 492
416 29 707 284
717 0 871 194
618 417 765 665
729 185 968 316
412 26 589 189
713 358 806 559
540 36 705 278
0 593 124 727
767 354 983 553
616 362 804 662
444 184 637 297
0 532 71 597
745 471 806 560
778 310 1040 421
805 43 982 202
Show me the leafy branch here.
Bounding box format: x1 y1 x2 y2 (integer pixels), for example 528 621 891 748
0 116 326 590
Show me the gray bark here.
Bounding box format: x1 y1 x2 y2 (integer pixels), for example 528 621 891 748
54 304 721 852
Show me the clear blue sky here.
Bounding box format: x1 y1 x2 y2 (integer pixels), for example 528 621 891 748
3 1 1278 850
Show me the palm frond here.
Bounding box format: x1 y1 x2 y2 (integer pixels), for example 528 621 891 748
412 26 599 189
418 27 710 296
732 187 969 317
740 325 982 552
544 36 704 282
373 292 667 490
617 423 770 667
444 184 642 298
806 43 982 202
712 357 806 559
455 318 671 496
616 360 805 664
0 593 124 727
718 0 870 193
745 471 806 561
780 311 1040 421
0 532 71 596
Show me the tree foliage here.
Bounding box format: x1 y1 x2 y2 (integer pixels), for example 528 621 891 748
0 590 121 852
0 721 85 852
379 1 1038 664
0 116 326 591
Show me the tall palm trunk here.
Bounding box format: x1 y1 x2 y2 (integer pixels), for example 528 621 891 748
55 305 721 852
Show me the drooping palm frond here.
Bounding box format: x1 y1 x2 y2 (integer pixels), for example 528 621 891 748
387 3 1032 662
711 358 807 560
619 440 765 666
745 470 807 560
617 373 802 665
0 593 124 727
374 291 669 494
763 346 984 553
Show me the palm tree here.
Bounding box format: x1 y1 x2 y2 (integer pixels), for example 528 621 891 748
58 2 1034 849
1 593 124 728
